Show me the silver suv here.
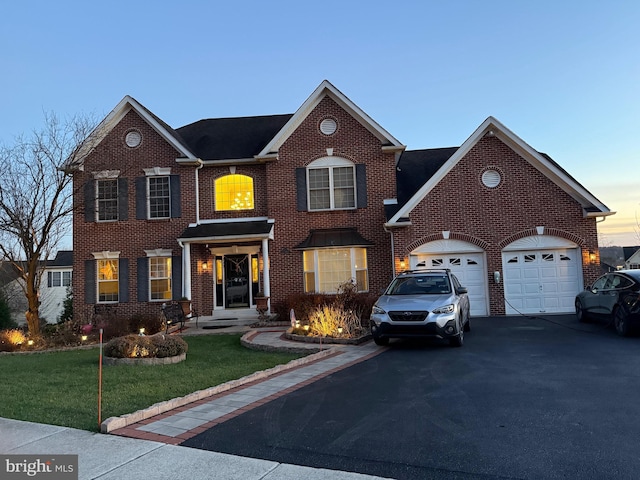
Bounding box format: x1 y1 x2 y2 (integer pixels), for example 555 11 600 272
370 269 470 347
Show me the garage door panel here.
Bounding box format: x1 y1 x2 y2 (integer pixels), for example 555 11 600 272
503 247 582 315
414 253 488 316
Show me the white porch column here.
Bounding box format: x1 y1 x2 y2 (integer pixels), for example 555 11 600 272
182 242 192 300
261 237 270 308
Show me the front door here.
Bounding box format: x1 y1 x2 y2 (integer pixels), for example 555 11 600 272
224 255 250 308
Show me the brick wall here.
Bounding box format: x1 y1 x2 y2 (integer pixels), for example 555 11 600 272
265 96 397 306
391 135 600 315
72 109 195 321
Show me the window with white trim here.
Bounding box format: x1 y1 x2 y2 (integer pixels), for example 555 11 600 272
149 257 172 301
97 259 119 302
303 248 368 293
47 271 72 288
307 157 355 211
148 176 170 219
97 179 118 221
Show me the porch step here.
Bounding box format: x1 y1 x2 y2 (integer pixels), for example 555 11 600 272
195 317 259 328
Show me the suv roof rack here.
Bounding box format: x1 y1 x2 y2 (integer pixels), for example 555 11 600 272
399 268 451 274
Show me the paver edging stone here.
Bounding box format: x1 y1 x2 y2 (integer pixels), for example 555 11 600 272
101 345 335 433
283 328 372 345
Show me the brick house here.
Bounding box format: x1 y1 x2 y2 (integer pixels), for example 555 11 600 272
66 80 612 321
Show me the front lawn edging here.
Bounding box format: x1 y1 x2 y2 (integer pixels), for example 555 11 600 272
284 328 372 345
100 345 335 433
103 353 186 366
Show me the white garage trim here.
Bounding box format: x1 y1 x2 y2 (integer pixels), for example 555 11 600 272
502 236 583 315
409 240 489 316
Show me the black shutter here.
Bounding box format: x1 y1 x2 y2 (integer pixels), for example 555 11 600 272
84 260 96 304
135 177 147 220
84 181 95 222
356 164 367 208
119 258 129 303
137 257 149 302
47 271 52 288
296 168 307 211
170 175 181 218
118 178 128 221
172 255 182 300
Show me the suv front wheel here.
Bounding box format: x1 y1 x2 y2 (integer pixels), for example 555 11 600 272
449 320 464 347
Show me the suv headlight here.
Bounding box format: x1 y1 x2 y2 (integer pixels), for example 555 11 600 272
432 304 455 314
372 305 386 315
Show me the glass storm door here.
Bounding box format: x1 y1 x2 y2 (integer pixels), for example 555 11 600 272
224 255 250 308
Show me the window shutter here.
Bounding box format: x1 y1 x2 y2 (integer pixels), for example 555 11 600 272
135 177 147 220
47 271 52 288
84 181 95 222
119 258 129 303
118 178 128 221
84 260 96 304
356 164 367 208
172 255 182 300
296 168 307 211
137 257 149 302
170 175 181 218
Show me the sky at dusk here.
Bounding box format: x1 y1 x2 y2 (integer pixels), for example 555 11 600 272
1 0 638 247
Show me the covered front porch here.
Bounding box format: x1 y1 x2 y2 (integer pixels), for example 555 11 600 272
177 218 274 318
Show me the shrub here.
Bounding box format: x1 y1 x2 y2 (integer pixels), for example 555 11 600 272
128 313 164 336
0 290 17 330
100 315 131 341
308 304 364 338
57 287 73 323
103 334 188 359
0 329 26 352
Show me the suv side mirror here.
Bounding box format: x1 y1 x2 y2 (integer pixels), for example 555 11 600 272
456 287 468 294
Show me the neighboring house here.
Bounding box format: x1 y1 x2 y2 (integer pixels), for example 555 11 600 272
40 250 73 323
65 80 612 321
623 246 640 270
0 251 73 325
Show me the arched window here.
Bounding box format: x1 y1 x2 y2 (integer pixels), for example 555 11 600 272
215 174 254 211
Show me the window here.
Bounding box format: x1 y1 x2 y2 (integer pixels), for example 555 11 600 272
149 257 172 301
97 179 119 221
47 271 72 288
148 177 170 219
307 157 355 211
97 259 119 302
215 174 254 211
303 248 368 293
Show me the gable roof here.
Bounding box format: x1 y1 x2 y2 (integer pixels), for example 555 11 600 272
63 96 197 170
176 114 293 161
387 116 614 226
257 80 405 158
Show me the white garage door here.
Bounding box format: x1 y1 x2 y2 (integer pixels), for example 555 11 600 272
412 253 489 316
502 248 581 314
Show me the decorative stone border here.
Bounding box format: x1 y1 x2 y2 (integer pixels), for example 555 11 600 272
284 328 372 345
100 348 335 433
102 353 186 366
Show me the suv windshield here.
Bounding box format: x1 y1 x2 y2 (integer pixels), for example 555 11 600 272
387 275 451 295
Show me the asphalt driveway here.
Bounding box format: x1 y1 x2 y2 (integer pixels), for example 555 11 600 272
183 315 640 479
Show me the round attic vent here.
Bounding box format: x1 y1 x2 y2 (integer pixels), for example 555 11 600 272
319 118 337 135
125 130 142 148
481 169 502 188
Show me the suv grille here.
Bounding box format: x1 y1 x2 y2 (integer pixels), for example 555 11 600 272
388 311 428 322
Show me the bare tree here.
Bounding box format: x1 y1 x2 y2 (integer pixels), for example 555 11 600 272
0 113 97 337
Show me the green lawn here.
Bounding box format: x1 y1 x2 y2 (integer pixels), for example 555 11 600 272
0 334 304 432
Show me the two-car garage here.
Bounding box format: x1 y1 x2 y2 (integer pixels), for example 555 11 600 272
409 236 583 316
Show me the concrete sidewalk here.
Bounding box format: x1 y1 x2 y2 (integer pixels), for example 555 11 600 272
2 328 392 479
1 417 388 479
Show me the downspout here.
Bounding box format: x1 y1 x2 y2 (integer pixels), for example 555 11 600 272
384 225 396 278
194 159 203 225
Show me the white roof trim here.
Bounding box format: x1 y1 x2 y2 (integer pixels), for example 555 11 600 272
69 96 196 168
258 80 404 156
388 116 611 225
